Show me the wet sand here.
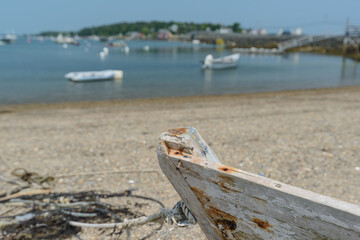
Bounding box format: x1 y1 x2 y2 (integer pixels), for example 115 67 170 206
1 86 360 239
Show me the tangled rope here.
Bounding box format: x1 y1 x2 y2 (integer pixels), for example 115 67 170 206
69 200 196 230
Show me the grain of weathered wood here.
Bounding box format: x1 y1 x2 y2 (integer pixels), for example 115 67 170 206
157 127 360 240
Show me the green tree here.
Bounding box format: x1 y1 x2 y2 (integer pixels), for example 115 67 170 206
39 21 243 37
140 26 150 35
232 22 242 33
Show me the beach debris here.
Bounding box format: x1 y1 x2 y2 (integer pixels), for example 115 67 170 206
0 168 54 200
0 189 52 202
1 168 189 239
68 199 196 230
356 166 360 171
15 212 35 222
0 189 168 239
11 168 54 187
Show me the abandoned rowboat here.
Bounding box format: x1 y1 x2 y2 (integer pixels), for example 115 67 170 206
64 70 123 82
157 127 360 240
202 53 240 69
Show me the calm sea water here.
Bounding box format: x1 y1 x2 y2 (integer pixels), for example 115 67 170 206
0 38 359 104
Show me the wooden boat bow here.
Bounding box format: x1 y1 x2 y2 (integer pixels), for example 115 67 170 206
157 127 360 240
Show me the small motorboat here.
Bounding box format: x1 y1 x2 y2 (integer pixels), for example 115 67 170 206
65 70 123 82
1 34 17 44
202 53 240 69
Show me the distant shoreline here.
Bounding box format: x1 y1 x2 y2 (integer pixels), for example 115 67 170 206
2 85 360 111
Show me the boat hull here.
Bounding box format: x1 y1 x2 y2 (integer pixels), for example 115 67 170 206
202 53 240 69
202 61 238 69
65 70 122 82
158 128 360 240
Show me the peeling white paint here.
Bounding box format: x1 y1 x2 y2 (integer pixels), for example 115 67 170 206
158 127 360 240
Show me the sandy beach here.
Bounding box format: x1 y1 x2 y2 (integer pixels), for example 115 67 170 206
1 86 360 239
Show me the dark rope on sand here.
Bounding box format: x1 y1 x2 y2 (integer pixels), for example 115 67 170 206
0 189 167 240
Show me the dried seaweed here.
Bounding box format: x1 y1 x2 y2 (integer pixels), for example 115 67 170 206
0 189 164 240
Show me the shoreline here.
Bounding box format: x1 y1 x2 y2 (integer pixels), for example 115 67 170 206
2 85 360 111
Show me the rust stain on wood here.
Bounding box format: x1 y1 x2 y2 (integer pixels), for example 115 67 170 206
251 217 272 232
190 187 233 240
168 148 193 159
216 219 237 231
191 186 238 232
191 187 211 205
208 206 238 239
208 206 237 224
159 140 171 155
218 165 238 173
168 128 188 135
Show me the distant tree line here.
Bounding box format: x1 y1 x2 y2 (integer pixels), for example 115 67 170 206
39 21 242 37
39 31 76 37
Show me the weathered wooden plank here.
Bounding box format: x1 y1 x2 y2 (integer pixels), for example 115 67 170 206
157 127 360 240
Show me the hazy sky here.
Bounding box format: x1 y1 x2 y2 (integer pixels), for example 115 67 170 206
0 0 359 34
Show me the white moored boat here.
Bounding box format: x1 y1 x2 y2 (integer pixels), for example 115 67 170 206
65 70 123 82
202 53 240 69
